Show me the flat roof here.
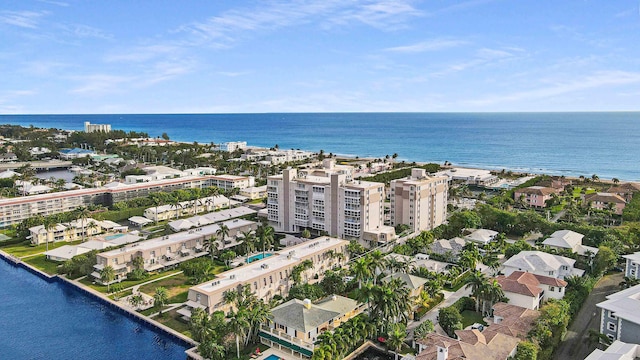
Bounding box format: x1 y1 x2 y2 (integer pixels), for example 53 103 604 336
192 236 348 295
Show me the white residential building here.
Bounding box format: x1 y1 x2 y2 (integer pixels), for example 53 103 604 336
84 121 111 133
623 252 640 280
585 340 640 360
464 229 498 245
221 141 247 152
143 195 231 222
29 218 104 245
542 230 599 256
267 160 391 246
495 271 567 310
390 168 449 233
502 250 584 279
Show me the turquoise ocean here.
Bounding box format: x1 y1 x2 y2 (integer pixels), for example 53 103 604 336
1 112 639 181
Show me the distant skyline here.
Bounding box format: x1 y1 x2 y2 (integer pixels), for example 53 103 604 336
1 0 640 114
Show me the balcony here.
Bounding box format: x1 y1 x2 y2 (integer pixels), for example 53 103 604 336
259 325 314 355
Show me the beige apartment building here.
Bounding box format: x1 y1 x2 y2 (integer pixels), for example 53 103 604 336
92 219 257 283
266 160 393 246
184 237 349 316
390 168 449 233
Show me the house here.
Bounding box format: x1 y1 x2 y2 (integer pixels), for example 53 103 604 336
383 272 428 318
59 148 96 159
415 303 539 360
0 170 20 179
622 252 640 280
585 340 640 360
44 245 93 262
465 229 498 246
0 152 17 162
541 230 599 256
384 253 451 274
430 237 466 259
597 284 640 344
513 186 558 208
259 295 363 358
608 183 640 202
502 251 584 279
584 192 626 215
495 271 567 310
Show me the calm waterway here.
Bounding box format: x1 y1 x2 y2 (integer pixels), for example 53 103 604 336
0 258 188 359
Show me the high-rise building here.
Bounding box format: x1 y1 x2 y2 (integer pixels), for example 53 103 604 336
84 121 111 133
267 160 393 245
390 168 449 233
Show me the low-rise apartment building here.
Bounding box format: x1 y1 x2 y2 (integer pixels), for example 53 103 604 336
584 192 627 215
597 284 640 344
390 168 449 233
185 236 349 315
29 218 104 245
143 195 231 222
92 219 257 283
513 186 558 208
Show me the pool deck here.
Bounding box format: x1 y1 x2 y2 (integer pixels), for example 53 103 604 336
260 348 301 360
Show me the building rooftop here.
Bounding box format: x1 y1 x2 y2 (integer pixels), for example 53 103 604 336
584 340 640 360
270 295 358 333
597 284 640 325
503 250 579 276
192 236 348 295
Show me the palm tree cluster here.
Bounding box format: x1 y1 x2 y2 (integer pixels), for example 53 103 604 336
311 314 377 360
464 272 505 316
222 284 272 359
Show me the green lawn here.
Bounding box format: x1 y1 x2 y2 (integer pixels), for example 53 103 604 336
460 310 487 328
24 254 62 275
1 240 83 258
155 308 192 336
79 269 182 293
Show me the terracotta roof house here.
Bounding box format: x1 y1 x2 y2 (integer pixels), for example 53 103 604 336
542 230 599 256
502 251 584 279
495 271 567 310
608 183 640 202
415 303 539 360
514 186 558 208
584 192 626 215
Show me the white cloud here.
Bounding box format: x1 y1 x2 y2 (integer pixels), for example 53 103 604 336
37 0 69 7
106 45 181 63
466 70 640 106
384 38 468 53
217 71 252 77
0 10 48 29
70 74 131 95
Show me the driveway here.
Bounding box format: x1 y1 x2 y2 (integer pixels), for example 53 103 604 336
552 272 623 360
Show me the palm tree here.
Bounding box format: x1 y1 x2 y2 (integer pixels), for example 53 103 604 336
239 229 254 263
482 279 505 316
217 224 230 249
42 216 56 252
465 271 489 313
351 257 372 289
154 286 169 316
367 250 386 285
132 255 145 270
203 236 220 261
256 223 275 256
75 206 91 242
226 309 250 359
100 265 115 292
386 323 407 360
169 198 182 219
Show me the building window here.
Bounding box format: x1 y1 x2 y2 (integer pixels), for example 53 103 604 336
608 322 616 331
606 334 615 341
550 287 555 292
609 312 616 320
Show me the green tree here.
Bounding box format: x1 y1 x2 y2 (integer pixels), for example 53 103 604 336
438 306 463 337
301 228 311 239
413 319 434 339
154 287 169 316
351 257 372 289
386 323 407 360
100 265 115 292
593 245 617 275
513 341 538 360
226 309 250 359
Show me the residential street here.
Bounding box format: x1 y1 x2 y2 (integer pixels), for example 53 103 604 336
552 272 623 360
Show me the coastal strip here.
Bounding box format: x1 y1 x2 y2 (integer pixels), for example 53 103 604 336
0 250 197 349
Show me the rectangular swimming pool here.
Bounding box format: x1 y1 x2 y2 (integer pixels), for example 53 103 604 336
247 253 273 263
264 355 280 360
105 233 125 241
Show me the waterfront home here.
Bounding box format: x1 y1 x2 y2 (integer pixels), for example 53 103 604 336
495 271 567 310
0 152 17 162
434 167 499 187
92 219 257 283
142 195 231 222
513 186 558 208
15 180 52 195
44 245 93 262
585 340 640 360
390 168 449 233
541 229 599 256
259 295 363 358
502 251 583 279
584 192 627 215
464 229 498 245
597 284 640 344
0 170 20 179
185 237 349 316
29 218 104 245
415 303 538 360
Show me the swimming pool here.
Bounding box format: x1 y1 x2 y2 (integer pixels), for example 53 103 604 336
105 233 125 241
264 355 280 360
247 253 273 263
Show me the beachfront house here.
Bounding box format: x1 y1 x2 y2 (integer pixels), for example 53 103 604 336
259 295 362 359
584 192 627 215
513 186 558 208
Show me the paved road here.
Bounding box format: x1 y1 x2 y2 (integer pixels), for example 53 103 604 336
553 272 623 360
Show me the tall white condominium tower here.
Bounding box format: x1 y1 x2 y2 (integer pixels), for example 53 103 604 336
390 168 449 233
267 159 389 243
84 121 111 133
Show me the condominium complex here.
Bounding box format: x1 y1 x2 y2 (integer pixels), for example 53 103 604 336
185 236 349 315
84 121 111 133
92 219 257 283
390 168 449 233
266 160 393 245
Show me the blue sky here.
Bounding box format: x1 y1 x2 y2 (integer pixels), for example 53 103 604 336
1 0 639 113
